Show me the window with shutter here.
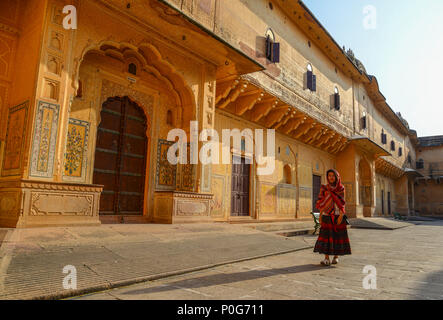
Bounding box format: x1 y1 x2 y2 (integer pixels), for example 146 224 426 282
381 132 387 144
334 93 340 110
398 147 402 156
361 116 367 130
391 141 395 151
306 71 316 92
272 42 280 63
307 70 313 90
265 35 280 63
266 36 272 60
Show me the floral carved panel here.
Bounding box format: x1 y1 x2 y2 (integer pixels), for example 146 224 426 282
30 101 60 178
63 118 90 182
155 139 177 190
2 101 28 177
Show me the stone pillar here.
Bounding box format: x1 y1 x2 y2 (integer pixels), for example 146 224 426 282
336 144 359 218
0 0 103 228
394 175 409 215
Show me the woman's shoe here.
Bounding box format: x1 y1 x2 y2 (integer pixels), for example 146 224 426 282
320 259 331 266
332 257 339 264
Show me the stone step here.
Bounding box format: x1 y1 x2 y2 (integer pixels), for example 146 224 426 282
274 228 315 237
245 221 315 232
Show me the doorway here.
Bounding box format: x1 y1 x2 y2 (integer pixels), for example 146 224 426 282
381 190 385 216
231 156 250 217
387 192 392 215
312 175 322 213
93 96 149 216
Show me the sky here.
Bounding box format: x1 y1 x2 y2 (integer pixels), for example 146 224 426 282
303 0 443 137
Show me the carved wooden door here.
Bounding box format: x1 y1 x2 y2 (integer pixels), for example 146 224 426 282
93 97 148 216
231 156 250 216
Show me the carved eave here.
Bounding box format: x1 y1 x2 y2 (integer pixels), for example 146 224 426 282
404 168 424 179
375 157 405 180
215 78 349 155
350 136 391 158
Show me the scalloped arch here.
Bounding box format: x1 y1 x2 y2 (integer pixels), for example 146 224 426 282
76 40 196 127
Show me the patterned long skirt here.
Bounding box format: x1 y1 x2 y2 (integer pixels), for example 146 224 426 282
314 215 351 256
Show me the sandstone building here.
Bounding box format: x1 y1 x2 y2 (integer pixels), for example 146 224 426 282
0 0 439 227
414 136 443 216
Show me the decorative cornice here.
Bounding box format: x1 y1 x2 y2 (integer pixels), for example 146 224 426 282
156 190 214 200
20 180 103 192
0 23 20 36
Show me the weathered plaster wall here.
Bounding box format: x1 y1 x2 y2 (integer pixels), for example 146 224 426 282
213 109 334 221
375 173 396 216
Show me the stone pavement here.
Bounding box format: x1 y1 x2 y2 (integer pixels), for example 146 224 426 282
0 222 312 300
71 220 443 300
349 217 419 230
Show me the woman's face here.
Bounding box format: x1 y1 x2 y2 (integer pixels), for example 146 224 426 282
327 171 337 185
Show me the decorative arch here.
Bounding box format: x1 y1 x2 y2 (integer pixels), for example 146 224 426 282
283 164 292 184
312 157 325 184
358 157 371 181
279 144 296 185
99 79 154 134
74 40 196 128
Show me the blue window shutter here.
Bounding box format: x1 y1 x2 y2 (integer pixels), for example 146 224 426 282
266 36 272 61
272 42 280 63
334 93 340 110
307 71 313 90
312 74 317 92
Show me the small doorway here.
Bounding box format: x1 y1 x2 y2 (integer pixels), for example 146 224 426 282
387 192 392 215
408 182 413 213
231 156 250 217
381 190 385 216
312 175 322 213
93 96 149 217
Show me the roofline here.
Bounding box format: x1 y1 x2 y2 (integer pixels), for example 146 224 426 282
297 0 411 135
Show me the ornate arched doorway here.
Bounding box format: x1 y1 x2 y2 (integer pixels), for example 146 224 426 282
93 96 149 217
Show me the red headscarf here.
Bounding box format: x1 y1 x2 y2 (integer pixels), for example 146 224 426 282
316 169 346 217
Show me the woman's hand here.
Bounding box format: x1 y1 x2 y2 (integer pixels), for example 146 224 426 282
337 213 344 225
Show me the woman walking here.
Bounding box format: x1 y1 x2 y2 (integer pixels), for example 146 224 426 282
314 169 351 266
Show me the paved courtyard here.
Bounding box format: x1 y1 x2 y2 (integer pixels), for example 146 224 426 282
73 220 443 300
1 218 442 300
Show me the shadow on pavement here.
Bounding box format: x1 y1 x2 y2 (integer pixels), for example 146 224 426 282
121 264 326 296
413 269 443 299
